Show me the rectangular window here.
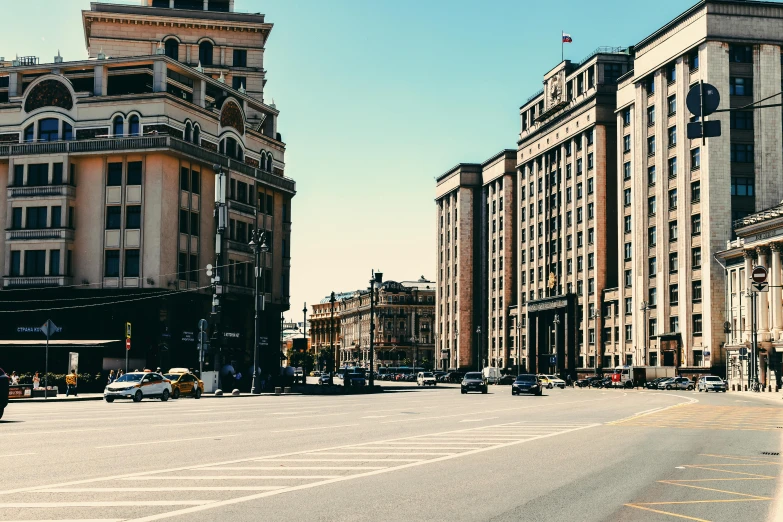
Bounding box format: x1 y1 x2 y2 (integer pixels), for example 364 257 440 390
691 181 700 202
179 209 188 234
178 252 187 280
27 164 48 186
625 324 633 341
647 105 655 126
649 318 657 337
49 249 60 276
730 144 754 163
267 194 274 215
730 111 754 130
232 76 246 90
624 215 632 233
127 162 142 185
649 226 657 247
623 135 631 153
667 126 677 147
648 196 657 215
688 50 699 70
107 163 123 186
52 163 63 185
669 284 679 305
624 188 632 206
667 63 676 83
125 249 140 277
667 95 676 115
692 280 702 301
104 250 120 277
649 287 657 307
26 206 47 229
729 44 752 63
190 170 200 194
13 165 23 186
693 314 703 335
691 148 700 169
22 250 46 276
180 167 190 191
668 189 678 210
729 77 752 96
668 157 677 178
624 242 632 260
669 221 678 242
647 136 656 156
587 153 594 170
189 254 198 282
233 49 248 67
10 251 21 276
624 269 632 287
106 206 121 230
731 177 754 196
126 205 141 229
577 158 583 174
649 256 657 275
51 206 61 228
691 214 701 235
648 165 656 185
669 252 678 273
11 207 22 229
623 161 631 180
692 247 702 268
622 108 631 127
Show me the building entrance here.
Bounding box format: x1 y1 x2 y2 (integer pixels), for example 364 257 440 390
525 294 577 379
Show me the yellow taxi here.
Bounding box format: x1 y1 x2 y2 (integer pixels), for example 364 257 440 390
164 368 204 399
536 374 554 389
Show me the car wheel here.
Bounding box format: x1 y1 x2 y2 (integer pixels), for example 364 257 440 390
666 385 672 390
0 406 4 419
482 388 487 394
698 388 703 392
194 388 202 399
461 389 466 394
687 385 693 391
172 388 180 400
133 390 143 402
105 397 114 403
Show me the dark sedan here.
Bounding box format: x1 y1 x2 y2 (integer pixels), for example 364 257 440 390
461 372 487 394
511 374 542 396
645 377 668 390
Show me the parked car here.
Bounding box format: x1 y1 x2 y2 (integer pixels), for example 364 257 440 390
345 373 367 387
104 372 172 402
659 377 693 390
656 378 676 390
163 369 203 399
449 372 465 384
318 373 332 385
575 376 594 388
541 374 566 389
0 368 8 420
498 374 516 385
461 372 488 394
417 372 437 386
645 377 668 390
511 374 542 396
537 375 554 389
697 376 727 393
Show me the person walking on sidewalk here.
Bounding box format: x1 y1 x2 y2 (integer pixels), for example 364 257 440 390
65 370 78 397
32 372 40 389
9 371 19 385
107 370 115 385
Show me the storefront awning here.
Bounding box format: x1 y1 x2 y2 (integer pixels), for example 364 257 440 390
654 332 682 342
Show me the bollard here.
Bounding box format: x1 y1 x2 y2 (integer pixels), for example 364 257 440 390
284 387 291 394
274 387 282 396
231 389 240 396
768 385 773 393
214 389 223 396
744 384 748 391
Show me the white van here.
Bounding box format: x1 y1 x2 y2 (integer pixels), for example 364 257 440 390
482 367 500 384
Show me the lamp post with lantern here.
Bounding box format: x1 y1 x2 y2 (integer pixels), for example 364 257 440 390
249 228 268 395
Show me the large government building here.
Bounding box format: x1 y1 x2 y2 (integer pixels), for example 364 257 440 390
435 0 783 386
0 0 296 378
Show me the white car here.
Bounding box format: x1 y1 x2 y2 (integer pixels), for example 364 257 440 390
417 372 437 386
104 372 172 403
541 374 567 389
697 376 727 393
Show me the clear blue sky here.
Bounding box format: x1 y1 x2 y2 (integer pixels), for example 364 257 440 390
5 0 706 319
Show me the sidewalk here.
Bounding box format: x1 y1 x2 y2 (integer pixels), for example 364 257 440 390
9 391 292 403
727 389 782 405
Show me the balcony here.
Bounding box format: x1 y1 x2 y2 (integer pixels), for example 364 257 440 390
6 228 75 241
226 239 252 254
0 136 296 195
228 199 257 216
3 275 73 288
8 184 76 199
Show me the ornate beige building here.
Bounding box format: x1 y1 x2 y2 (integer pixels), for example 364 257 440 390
0 0 295 377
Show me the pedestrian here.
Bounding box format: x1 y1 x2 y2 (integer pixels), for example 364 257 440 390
107 370 115 385
117 369 124 379
65 370 78 396
32 372 40 389
9 371 19 385
565 374 572 387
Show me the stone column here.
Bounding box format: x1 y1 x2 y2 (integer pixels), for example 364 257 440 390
757 247 770 338
743 250 754 342
771 243 783 339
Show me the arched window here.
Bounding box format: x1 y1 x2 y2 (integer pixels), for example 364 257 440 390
129 115 140 136
266 155 272 172
192 125 200 144
164 39 179 61
199 41 214 66
24 124 34 142
113 116 124 136
184 122 192 142
38 118 59 142
63 122 73 141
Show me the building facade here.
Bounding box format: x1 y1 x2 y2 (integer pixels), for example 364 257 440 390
616 0 783 374
309 278 436 371
0 0 295 378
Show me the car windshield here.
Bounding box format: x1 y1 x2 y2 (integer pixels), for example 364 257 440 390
423 372 434 377
516 375 536 382
114 374 143 382
705 377 721 382
163 374 182 380
464 373 482 380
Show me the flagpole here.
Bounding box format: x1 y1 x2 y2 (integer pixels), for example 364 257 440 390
561 31 564 62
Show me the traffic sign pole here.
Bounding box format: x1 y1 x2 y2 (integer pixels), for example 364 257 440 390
125 322 131 375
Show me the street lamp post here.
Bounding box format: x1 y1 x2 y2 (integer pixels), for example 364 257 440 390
369 270 383 386
640 300 651 366
589 308 599 374
329 292 336 379
515 320 521 376
553 314 560 375
476 326 482 372
249 229 268 395
454 330 459 371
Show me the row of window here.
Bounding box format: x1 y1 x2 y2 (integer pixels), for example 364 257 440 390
8 249 70 277
106 206 142 230
11 205 74 230
12 163 70 187
105 249 140 278
622 249 702 286
162 37 245 69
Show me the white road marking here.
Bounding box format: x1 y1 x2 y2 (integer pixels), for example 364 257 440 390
460 417 499 422
255 458 422 462
2 520 123 522
0 501 214 508
379 441 493 446
271 424 358 433
124 475 339 480
123 422 601 522
362 415 390 418
0 428 113 437
212 466 386 471
0 452 37 458
34 487 284 493
95 434 239 449
302 451 456 456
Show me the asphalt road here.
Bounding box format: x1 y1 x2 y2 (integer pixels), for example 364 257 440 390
0 384 781 522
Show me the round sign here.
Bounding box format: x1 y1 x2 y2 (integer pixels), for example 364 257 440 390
752 265 768 284
686 82 720 117
125 338 131 351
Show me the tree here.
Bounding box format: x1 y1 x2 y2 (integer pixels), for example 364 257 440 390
287 348 315 374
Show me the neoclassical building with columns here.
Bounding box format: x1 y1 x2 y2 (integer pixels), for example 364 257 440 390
717 204 783 390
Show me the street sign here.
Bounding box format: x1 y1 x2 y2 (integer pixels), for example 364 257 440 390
549 355 557 365
752 282 769 293
198 318 208 331
687 120 721 139
126 338 131 351
752 265 768 284
686 82 720 117
739 347 748 356
41 319 58 338
704 350 710 358
125 322 132 339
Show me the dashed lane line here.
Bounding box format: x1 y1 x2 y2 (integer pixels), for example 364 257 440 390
270 424 359 433
95 434 240 449
34 487 284 493
0 501 214 508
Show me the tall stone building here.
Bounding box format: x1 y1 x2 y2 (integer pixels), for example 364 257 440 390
0 0 295 378
616 0 783 374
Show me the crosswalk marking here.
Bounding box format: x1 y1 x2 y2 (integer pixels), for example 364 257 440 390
34 487 285 493
124 475 341 480
0 501 214 508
